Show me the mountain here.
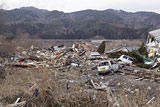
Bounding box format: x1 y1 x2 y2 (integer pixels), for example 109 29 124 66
1 7 160 39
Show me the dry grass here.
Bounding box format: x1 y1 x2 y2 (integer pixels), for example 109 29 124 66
0 66 160 107
0 67 112 106
0 37 17 58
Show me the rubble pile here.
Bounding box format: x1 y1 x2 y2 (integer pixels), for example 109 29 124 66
11 42 98 70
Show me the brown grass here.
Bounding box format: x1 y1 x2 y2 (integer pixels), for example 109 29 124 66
1 66 160 107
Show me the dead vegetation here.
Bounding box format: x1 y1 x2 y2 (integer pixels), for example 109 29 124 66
1 67 160 107
1 66 160 107
0 67 111 106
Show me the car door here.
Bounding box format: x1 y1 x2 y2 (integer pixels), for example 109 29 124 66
123 55 128 63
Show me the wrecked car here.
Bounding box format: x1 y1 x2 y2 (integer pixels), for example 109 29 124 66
118 55 133 64
88 52 102 60
98 60 119 74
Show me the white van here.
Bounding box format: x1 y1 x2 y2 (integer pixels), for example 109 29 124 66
118 55 133 64
98 60 119 74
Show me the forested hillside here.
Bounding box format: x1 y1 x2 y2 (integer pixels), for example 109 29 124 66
0 7 160 39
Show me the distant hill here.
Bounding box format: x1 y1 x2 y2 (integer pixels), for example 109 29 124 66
1 7 160 39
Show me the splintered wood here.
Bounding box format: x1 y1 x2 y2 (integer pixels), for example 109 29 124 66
123 68 160 82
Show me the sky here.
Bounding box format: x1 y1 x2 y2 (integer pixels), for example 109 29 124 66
3 0 160 13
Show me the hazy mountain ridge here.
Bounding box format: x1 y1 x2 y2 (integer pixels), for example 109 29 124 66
2 7 160 39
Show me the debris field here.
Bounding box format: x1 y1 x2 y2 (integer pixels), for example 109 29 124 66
1 40 160 107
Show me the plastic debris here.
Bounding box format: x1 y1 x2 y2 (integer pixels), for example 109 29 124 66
33 88 39 97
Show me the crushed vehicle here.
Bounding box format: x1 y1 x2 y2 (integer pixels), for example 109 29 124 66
88 52 102 60
98 60 119 74
118 55 133 64
50 45 65 51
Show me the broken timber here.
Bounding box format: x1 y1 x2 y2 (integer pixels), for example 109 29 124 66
123 68 160 82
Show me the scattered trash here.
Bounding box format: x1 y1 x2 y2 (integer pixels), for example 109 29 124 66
92 94 96 101
135 77 144 81
133 69 139 73
139 54 155 65
90 79 109 90
33 88 39 97
147 97 155 105
15 97 21 104
147 87 151 90
6 101 26 107
5 97 26 107
71 63 79 67
117 83 121 86
112 101 120 107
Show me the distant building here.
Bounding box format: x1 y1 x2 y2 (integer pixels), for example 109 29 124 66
146 29 160 48
146 29 160 57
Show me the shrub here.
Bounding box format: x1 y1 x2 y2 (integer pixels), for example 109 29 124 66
108 51 127 58
138 42 148 57
128 51 144 64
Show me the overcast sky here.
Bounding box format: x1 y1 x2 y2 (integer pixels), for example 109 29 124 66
4 0 160 13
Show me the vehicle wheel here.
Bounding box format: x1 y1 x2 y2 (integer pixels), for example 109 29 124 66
118 60 122 64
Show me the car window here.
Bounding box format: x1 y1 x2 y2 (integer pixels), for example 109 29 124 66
128 58 133 61
99 62 108 66
123 55 128 59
